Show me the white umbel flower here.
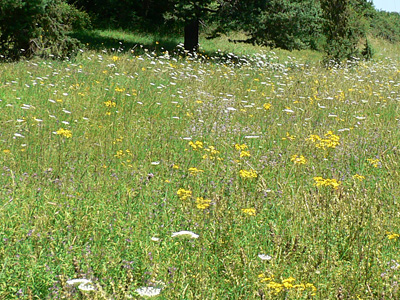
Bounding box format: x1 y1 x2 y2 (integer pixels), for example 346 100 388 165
171 231 199 239
136 286 162 297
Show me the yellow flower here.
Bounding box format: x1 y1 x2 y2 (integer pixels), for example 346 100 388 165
196 197 211 209
114 150 124 158
352 174 365 181
240 150 251 158
387 232 400 240
188 167 204 175
291 154 307 165
112 56 120 62
307 131 340 149
234 143 248 151
189 140 203 150
56 128 72 138
241 208 256 216
239 169 257 179
263 103 272 110
104 100 116 107
177 188 192 200
367 158 380 168
313 177 340 189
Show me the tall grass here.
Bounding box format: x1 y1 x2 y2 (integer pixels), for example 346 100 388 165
1 35 400 299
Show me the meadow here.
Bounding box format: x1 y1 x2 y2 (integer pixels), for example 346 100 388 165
1 31 400 299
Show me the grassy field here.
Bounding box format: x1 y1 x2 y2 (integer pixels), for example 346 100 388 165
1 30 400 299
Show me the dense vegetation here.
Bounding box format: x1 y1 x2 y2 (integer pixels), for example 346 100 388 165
1 1 400 299
1 0 400 61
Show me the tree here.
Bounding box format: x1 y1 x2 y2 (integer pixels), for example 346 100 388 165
0 0 89 60
320 0 369 64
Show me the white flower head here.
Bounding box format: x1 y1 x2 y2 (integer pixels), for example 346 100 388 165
78 282 96 291
136 286 162 297
258 254 272 261
171 231 199 239
151 237 160 242
66 278 92 286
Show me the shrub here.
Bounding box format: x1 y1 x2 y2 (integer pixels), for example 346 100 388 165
0 0 89 61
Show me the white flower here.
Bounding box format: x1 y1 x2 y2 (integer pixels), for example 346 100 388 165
151 237 160 242
66 279 96 292
136 286 162 297
78 282 95 291
258 254 272 261
66 278 92 286
151 161 160 165
171 231 199 239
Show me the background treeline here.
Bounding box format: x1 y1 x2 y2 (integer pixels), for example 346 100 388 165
1 0 400 62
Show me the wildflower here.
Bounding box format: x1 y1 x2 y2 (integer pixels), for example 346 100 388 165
241 208 256 216
282 132 295 141
66 279 95 291
291 154 307 165
196 197 211 209
387 232 400 240
188 167 204 175
307 131 340 150
188 140 203 150
171 231 199 239
239 169 258 179
258 254 272 261
55 128 72 138
135 286 162 298
177 188 192 200
112 56 120 62
235 143 248 151
313 177 341 189
352 174 365 181
104 100 116 107
367 158 380 168
240 150 251 158
114 150 124 158
151 237 160 242
263 103 272 110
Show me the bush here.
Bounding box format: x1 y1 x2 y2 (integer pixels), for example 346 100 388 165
0 0 90 61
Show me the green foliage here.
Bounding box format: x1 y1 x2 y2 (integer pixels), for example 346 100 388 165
320 0 368 65
0 0 89 61
369 10 400 43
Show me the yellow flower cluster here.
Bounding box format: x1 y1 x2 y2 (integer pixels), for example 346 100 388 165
177 188 192 200
234 143 247 151
307 131 340 150
188 167 204 175
189 140 203 150
241 208 256 216
203 145 222 160
259 274 316 296
352 174 365 181
196 197 211 209
291 154 307 165
387 232 400 240
56 128 72 138
313 177 341 189
367 158 380 168
263 103 272 110
239 169 258 179
104 100 116 107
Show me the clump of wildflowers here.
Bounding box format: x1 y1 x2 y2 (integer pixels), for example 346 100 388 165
177 188 192 200
196 197 211 209
291 154 307 165
367 158 380 168
258 274 316 296
352 174 365 181
239 169 258 179
313 177 340 189
387 232 400 240
56 128 72 138
241 208 256 216
188 140 203 150
307 131 340 150
188 167 204 175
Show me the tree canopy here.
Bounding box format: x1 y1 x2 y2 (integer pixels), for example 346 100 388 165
0 0 398 62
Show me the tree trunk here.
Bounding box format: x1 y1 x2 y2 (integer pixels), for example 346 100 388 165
184 19 199 52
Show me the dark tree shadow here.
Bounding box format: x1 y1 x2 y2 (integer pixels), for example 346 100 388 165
70 30 182 55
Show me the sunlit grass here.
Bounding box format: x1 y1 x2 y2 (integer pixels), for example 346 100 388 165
1 38 400 299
